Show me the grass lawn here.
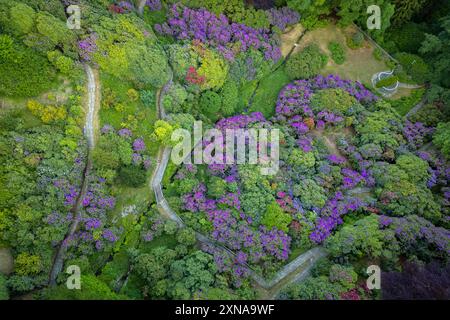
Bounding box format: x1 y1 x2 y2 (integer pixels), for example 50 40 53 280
296 23 390 88
139 233 178 253
388 88 425 116
279 24 305 57
110 179 154 219
249 66 291 118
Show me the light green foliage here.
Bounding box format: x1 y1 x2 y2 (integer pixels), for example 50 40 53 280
134 247 178 285
176 228 197 247
93 133 133 171
325 215 389 259
168 251 217 299
433 122 450 160
284 275 342 300
9 3 36 35
169 113 196 130
356 101 404 150
238 165 274 220
262 201 292 232
310 89 357 115
0 35 56 97
328 41 346 64
198 51 229 91
338 0 395 39
286 44 328 80
375 75 398 88
14 252 42 276
126 43 170 88
35 11 76 54
151 120 177 146
43 275 127 300
207 177 227 199
188 0 270 29
293 179 327 209
287 149 316 169
220 80 239 117
375 155 441 221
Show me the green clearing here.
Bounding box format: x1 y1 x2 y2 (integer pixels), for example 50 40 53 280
249 67 291 118
296 23 390 88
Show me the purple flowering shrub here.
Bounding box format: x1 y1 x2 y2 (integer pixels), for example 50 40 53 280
154 4 282 62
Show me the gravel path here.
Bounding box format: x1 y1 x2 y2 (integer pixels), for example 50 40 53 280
49 64 98 285
150 73 326 298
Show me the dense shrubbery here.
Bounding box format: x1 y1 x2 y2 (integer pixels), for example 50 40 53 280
0 35 56 97
0 0 448 302
285 44 328 80
328 41 346 64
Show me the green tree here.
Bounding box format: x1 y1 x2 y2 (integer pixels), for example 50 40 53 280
261 201 292 232
9 3 36 35
199 90 222 121
433 122 450 159
325 215 392 259
392 0 428 26
293 179 327 209
287 0 332 29
285 44 327 80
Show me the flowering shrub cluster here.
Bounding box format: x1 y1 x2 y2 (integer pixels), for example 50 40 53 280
154 4 281 61
403 120 434 149
266 7 300 31
274 74 377 130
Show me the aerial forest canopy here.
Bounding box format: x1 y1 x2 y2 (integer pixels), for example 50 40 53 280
0 0 448 302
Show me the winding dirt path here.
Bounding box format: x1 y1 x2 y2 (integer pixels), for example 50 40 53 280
48 64 99 285
150 71 326 299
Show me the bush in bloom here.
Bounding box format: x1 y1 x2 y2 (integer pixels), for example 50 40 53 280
154 4 281 62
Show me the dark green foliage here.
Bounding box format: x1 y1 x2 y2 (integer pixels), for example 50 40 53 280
199 90 222 121
391 0 428 27
433 122 450 159
0 274 8 300
347 32 364 49
285 44 328 80
386 22 427 54
395 53 430 84
117 166 148 188
409 103 445 127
